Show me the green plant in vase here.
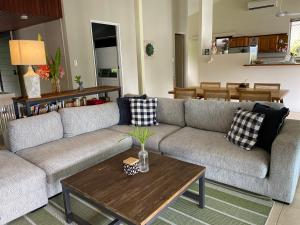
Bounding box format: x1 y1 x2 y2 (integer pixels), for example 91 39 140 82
36 33 64 93
74 75 84 91
127 127 153 173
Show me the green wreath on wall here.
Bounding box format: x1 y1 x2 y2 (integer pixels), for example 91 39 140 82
145 42 154 57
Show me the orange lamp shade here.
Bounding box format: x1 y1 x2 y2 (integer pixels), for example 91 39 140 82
9 40 47 66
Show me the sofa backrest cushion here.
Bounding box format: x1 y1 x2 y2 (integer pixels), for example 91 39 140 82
185 100 283 133
5 111 63 153
59 103 119 138
156 98 185 127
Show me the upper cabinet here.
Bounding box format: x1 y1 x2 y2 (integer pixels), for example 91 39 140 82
258 35 279 53
229 37 249 48
227 33 288 53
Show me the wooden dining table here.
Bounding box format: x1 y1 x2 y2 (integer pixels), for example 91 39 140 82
168 87 289 102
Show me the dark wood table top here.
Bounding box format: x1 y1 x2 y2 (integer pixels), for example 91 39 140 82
13 85 121 103
168 87 289 101
61 148 205 225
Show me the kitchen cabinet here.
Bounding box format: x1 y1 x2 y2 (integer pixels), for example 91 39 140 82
227 34 288 53
258 35 279 53
229 37 249 48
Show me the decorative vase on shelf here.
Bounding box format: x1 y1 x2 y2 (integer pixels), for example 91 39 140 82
138 144 149 173
51 78 61 93
78 82 84 91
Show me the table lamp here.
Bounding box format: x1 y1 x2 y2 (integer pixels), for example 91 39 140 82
9 40 46 98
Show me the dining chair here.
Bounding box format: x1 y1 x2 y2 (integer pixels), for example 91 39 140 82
200 82 221 89
254 83 281 102
174 88 197 99
239 90 272 102
226 82 250 89
254 83 281 90
203 89 230 101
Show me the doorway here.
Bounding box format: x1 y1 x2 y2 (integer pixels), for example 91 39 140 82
175 33 186 88
0 32 21 96
91 22 122 100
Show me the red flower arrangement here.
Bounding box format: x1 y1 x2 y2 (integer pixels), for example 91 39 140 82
35 48 64 80
36 65 64 80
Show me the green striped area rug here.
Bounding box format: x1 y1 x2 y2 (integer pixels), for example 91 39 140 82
8 181 273 225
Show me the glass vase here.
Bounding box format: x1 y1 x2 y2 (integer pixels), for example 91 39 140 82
51 78 61 93
138 144 149 173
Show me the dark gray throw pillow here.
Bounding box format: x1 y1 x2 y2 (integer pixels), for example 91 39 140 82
253 103 290 152
117 95 147 125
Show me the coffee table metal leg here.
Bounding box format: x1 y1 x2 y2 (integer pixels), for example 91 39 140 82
62 186 72 223
199 175 205 208
108 219 121 225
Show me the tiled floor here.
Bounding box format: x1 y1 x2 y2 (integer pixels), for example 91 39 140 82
266 183 300 225
266 112 300 225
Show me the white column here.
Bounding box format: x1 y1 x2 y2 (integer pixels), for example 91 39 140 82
134 0 146 94
198 0 213 55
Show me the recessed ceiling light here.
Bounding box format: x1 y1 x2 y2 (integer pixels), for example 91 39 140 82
20 14 28 20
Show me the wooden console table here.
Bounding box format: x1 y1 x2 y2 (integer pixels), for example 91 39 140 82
13 85 121 118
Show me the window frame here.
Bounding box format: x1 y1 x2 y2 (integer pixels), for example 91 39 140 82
289 18 300 59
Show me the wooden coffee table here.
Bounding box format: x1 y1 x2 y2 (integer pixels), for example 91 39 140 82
61 148 206 225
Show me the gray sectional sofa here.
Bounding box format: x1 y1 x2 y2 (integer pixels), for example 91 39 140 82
1 98 300 224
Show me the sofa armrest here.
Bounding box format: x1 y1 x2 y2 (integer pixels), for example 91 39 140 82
269 119 300 203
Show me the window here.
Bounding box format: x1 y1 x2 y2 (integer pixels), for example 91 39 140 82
290 20 300 57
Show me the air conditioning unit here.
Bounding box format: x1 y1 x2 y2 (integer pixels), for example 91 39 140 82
248 0 277 10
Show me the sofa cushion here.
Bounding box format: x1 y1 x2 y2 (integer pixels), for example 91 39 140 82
184 100 283 133
226 109 265 151
157 98 185 127
117 94 147 125
59 103 119 138
5 111 63 153
160 127 270 179
16 129 132 188
109 123 181 151
253 103 290 152
0 150 47 224
129 98 158 126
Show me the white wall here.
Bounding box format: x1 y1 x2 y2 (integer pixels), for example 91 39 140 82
13 19 71 93
213 0 300 36
199 0 213 51
62 0 139 95
142 0 174 97
187 39 200 86
173 0 188 34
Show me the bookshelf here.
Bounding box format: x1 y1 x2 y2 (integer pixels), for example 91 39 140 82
13 85 121 118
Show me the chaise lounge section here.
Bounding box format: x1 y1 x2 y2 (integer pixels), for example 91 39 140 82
0 150 47 224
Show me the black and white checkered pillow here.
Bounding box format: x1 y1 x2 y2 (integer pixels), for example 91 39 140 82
226 109 265 150
129 98 159 126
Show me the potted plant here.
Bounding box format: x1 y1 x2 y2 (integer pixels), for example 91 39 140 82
125 127 153 173
290 52 297 64
74 75 84 91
